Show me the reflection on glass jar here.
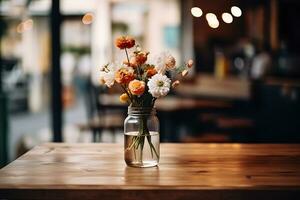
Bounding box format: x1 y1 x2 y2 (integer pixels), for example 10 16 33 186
124 107 159 168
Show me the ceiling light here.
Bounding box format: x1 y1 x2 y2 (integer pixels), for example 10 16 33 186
206 13 217 21
231 6 242 17
191 7 203 17
222 13 233 23
208 20 219 29
206 13 219 28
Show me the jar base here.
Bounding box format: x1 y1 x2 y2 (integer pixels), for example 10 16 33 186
125 161 158 168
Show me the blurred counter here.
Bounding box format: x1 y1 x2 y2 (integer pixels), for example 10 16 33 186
175 74 251 100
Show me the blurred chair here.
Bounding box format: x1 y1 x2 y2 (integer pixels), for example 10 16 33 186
182 112 255 143
77 81 125 142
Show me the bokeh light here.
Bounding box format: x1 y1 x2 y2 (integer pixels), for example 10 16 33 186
191 7 203 17
206 13 217 22
16 19 34 33
82 13 94 25
231 6 242 17
206 13 219 29
23 19 34 31
208 19 219 29
222 13 233 24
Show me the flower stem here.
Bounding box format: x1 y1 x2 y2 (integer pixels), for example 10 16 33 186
125 48 130 63
121 84 133 103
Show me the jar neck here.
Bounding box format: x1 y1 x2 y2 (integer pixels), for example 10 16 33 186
128 106 156 116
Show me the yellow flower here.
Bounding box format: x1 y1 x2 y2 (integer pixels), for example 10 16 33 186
119 93 129 103
128 80 145 96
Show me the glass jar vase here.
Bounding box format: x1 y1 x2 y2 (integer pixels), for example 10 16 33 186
124 107 160 168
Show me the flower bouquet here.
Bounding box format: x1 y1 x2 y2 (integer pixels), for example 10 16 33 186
99 36 193 167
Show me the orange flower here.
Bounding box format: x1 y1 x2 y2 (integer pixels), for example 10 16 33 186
146 67 157 77
135 52 149 65
129 57 138 68
115 36 135 49
119 93 129 103
115 67 135 84
128 80 145 95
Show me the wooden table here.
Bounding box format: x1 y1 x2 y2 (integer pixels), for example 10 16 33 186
1 143 300 200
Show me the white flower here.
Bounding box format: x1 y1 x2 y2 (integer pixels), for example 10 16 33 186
99 63 120 87
147 74 171 98
108 62 121 72
154 52 176 74
103 71 115 87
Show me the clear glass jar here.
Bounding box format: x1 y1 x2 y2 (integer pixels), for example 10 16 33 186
124 107 160 168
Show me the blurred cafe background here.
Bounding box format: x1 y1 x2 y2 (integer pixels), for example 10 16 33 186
1 0 300 167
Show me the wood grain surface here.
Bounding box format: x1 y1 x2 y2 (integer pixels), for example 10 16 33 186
0 143 300 200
